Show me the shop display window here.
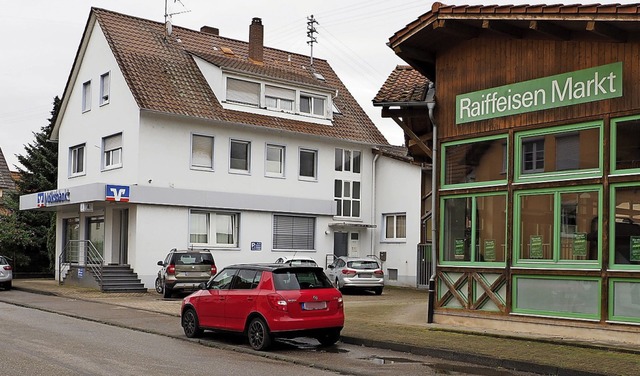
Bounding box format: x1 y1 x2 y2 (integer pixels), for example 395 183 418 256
610 184 640 269
441 193 507 264
441 135 507 188
611 115 640 174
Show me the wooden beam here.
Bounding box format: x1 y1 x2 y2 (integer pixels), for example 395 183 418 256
381 107 430 119
390 116 433 159
586 21 627 42
529 20 571 41
433 19 480 39
482 20 524 39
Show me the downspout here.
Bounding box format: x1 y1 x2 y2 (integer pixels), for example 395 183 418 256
371 153 380 257
426 84 437 324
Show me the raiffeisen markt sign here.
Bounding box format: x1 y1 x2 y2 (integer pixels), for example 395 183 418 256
456 62 623 124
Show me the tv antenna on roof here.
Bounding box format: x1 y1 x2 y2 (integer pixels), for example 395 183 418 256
164 0 191 37
307 15 318 66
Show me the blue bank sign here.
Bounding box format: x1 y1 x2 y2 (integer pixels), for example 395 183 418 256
37 189 70 208
456 62 623 124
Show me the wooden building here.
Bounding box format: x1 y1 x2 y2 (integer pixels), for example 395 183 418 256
376 3 640 343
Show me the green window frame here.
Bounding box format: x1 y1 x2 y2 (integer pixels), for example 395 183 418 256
609 182 640 270
513 185 602 268
514 121 603 183
608 278 640 323
441 134 508 189
611 114 640 175
439 192 507 266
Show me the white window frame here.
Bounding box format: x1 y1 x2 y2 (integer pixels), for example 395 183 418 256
334 179 361 218
229 139 251 173
82 81 91 112
189 210 239 248
191 134 214 170
300 93 326 117
102 133 122 170
383 213 407 241
99 72 110 106
69 144 86 177
226 77 260 107
299 148 318 181
265 144 285 178
273 214 316 250
522 138 545 173
335 148 361 173
265 85 295 112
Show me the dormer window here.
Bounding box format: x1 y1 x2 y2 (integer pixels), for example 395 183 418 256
265 85 295 111
300 94 325 117
227 78 259 106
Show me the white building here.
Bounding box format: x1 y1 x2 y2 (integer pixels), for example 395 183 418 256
20 8 421 290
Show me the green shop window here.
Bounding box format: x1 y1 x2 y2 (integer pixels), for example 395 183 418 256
514 121 602 182
514 187 601 267
611 115 640 174
441 193 507 264
610 184 640 268
441 135 507 189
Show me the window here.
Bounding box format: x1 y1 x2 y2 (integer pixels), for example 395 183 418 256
441 193 507 263
230 140 250 172
189 211 239 247
265 85 294 111
265 144 285 177
515 122 602 182
514 187 600 266
70 144 86 176
335 148 361 173
226 78 259 106
191 134 214 170
82 81 91 112
99 72 110 105
299 148 317 180
384 214 406 240
334 180 360 217
442 135 507 188
611 184 640 267
612 116 640 173
273 215 315 250
102 133 122 169
300 94 325 116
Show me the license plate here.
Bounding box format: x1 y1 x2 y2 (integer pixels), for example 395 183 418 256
359 273 372 278
302 301 327 310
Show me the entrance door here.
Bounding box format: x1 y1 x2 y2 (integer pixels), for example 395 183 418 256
333 232 348 257
87 216 105 263
114 209 129 265
349 232 360 257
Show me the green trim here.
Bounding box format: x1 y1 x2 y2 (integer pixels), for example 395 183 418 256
609 183 640 270
439 191 508 266
512 185 602 269
512 275 601 320
611 114 640 175
441 134 508 189
513 121 603 183
608 278 640 323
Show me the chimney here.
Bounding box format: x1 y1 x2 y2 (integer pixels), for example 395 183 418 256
200 26 219 36
248 17 263 63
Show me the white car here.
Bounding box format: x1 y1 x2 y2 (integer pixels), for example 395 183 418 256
326 256 384 295
274 256 318 267
0 256 12 290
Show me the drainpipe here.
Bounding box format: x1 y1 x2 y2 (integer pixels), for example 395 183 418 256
371 153 380 257
426 83 437 324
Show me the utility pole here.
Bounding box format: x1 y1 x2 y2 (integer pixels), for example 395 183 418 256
307 15 318 66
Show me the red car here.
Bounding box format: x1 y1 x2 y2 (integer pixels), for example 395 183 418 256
181 263 344 350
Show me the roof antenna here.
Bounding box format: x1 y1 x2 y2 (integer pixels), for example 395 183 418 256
306 15 318 66
164 0 191 37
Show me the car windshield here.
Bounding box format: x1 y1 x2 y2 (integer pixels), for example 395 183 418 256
175 253 212 265
347 260 379 270
273 269 333 290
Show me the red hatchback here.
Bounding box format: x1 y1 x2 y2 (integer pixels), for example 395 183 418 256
181 263 344 350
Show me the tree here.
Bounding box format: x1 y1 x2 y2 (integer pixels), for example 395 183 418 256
0 96 60 274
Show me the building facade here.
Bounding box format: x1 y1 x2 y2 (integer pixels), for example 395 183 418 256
19 8 421 289
381 3 640 342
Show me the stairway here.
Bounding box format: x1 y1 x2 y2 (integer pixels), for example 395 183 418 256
99 264 147 293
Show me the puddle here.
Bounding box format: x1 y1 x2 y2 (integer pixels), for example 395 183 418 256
362 356 421 365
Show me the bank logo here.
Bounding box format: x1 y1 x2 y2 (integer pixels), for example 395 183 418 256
37 193 46 208
37 189 70 207
105 185 130 202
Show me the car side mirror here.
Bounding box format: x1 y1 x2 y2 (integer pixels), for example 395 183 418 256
198 282 207 290
328 265 335 269
157 261 163 266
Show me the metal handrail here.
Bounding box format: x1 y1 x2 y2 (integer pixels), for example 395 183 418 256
59 240 104 288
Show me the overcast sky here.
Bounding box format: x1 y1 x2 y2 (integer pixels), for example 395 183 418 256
0 1 634 169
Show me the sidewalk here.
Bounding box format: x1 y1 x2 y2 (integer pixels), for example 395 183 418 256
10 279 640 376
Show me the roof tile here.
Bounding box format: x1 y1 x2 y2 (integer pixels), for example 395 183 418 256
372 65 430 104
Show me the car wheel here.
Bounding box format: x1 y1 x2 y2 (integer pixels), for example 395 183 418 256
316 329 341 346
181 308 203 338
247 317 271 351
154 277 163 294
4 281 11 290
374 287 383 295
162 283 172 299
334 278 342 291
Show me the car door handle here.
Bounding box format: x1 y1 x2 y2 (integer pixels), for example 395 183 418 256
246 297 254 301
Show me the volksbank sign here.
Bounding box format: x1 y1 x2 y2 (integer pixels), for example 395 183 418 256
456 62 623 124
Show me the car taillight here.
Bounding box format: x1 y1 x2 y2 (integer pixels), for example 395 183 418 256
3 265 11 271
337 296 343 309
267 293 288 312
167 264 175 275
374 269 384 277
210 265 217 275
341 269 357 276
